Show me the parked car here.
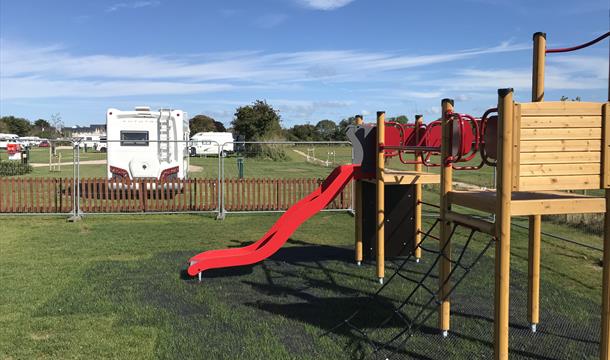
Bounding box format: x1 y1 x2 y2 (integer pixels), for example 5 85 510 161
39 140 50 148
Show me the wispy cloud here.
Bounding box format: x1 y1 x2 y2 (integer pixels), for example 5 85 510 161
5 37 605 104
297 0 355 10
0 77 232 99
254 13 289 29
270 99 353 119
1 39 530 94
106 1 160 13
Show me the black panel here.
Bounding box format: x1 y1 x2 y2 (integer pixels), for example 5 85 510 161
361 182 416 260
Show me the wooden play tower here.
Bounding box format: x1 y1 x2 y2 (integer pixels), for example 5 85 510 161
347 30 608 359
435 32 609 360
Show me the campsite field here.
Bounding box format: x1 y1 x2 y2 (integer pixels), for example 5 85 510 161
1 208 605 359
0 145 352 180
2 145 498 189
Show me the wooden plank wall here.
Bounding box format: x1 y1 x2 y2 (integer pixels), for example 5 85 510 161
516 101 607 191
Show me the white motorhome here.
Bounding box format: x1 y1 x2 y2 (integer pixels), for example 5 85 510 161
190 132 234 156
95 136 107 152
19 136 42 147
0 133 19 149
106 106 189 180
78 135 101 150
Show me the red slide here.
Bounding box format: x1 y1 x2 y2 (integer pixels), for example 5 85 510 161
187 164 359 278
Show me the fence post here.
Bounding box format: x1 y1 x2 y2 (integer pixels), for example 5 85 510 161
68 140 82 222
216 142 226 220
140 179 146 212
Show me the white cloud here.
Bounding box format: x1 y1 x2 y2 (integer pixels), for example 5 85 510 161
1 38 533 100
425 58 609 93
269 99 353 120
0 77 232 99
106 1 160 12
400 91 443 99
297 0 355 10
5 38 604 103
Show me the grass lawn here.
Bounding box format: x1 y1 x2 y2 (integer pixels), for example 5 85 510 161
3 145 353 180
1 205 605 359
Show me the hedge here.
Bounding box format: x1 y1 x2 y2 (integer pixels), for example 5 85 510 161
0 161 33 176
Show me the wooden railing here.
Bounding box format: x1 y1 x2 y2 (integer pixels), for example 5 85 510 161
0 177 352 213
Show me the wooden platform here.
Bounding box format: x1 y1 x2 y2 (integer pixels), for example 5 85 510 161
449 190 605 216
363 169 440 185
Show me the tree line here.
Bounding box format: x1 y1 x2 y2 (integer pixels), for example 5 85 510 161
0 115 62 138
3 100 409 142
190 100 409 142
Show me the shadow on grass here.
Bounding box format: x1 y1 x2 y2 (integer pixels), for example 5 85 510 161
30 236 603 360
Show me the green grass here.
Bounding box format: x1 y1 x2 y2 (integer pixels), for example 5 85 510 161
4 145 353 180
1 203 605 359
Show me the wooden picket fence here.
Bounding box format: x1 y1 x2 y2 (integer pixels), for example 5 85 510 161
0 177 352 213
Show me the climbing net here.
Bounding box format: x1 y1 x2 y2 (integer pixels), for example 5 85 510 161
324 219 495 359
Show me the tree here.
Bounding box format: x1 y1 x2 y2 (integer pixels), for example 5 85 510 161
334 116 358 141
315 119 337 140
189 114 216 136
0 116 31 136
34 119 51 130
289 124 318 141
232 100 282 141
31 118 57 139
213 121 226 132
560 96 581 102
50 113 63 136
0 119 8 133
388 115 409 124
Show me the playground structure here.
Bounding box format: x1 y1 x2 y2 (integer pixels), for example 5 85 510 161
186 31 609 359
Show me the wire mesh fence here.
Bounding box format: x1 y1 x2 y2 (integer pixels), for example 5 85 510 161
0 139 354 217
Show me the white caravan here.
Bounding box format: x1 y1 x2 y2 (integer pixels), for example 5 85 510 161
19 136 42 147
0 133 19 149
95 136 107 152
78 135 101 150
106 106 189 180
190 132 234 156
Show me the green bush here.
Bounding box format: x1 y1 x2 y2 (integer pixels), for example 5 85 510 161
0 161 33 176
247 143 288 161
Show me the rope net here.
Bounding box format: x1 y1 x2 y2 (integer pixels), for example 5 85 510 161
324 219 495 359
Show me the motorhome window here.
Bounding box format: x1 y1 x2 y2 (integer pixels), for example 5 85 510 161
120 131 149 146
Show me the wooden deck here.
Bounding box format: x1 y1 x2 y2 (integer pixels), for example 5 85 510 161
449 189 605 216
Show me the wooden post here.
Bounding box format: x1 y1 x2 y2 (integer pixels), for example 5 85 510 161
414 114 424 262
439 99 454 336
602 188 610 360
532 32 546 102
600 46 610 360
376 111 386 283
528 31 545 333
494 88 514 360
528 214 541 332
354 114 364 266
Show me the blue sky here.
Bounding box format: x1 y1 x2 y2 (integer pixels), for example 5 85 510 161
0 0 608 128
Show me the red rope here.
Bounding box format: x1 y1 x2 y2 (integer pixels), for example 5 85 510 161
546 32 610 53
